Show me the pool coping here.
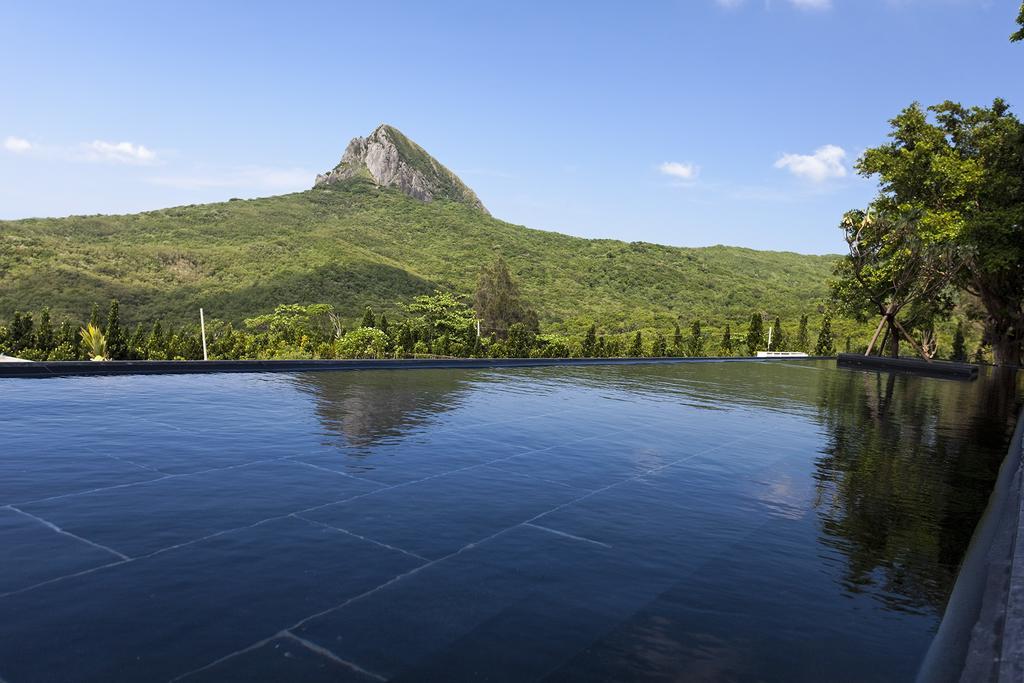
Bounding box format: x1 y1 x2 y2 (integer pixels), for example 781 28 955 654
837 353 979 379
918 400 1024 682
0 356 834 379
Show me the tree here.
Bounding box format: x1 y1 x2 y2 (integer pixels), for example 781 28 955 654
629 331 644 357
106 299 125 360
951 322 967 362
796 315 810 353
406 291 476 343
719 324 733 356
769 317 785 351
857 100 1024 365
1013 3 1024 42
652 333 668 357
831 208 959 358
35 308 55 356
335 327 388 359
673 324 683 353
377 313 389 336
245 304 337 348
473 256 538 338
145 322 166 360
506 323 536 357
10 312 35 354
360 306 376 329
687 321 705 357
581 324 597 357
815 312 836 356
745 314 764 356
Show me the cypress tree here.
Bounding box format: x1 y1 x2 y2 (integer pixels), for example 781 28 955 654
127 324 147 360
378 313 389 336
629 331 644 357
770 317 784 351
653 333 668 357
673 324 683 352
796 314 810 353
720 324 733 356
582 324 597 357
10 312 33 353
688 320 705 357
360 306 376 329
473 256 538 337
89 304 101 331
815 313 836 356
105 300 125 359
36 308 55 354
951 322 967 362
145 322 164 360
844 336 852 353
597 335 607 358
745 314 764 356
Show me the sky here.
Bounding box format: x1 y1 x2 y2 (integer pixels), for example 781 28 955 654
1 0 1021 254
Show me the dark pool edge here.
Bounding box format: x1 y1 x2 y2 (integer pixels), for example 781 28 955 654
917 403 1024 683
837 353 979 379
0 356 835 379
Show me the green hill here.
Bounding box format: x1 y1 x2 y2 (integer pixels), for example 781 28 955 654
0 126 839 336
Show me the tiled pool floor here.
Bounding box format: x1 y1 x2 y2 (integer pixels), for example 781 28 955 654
0 363 1018 681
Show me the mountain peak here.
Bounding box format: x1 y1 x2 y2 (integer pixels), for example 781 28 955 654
314 124 488 214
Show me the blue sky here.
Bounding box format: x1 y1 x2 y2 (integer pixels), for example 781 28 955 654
1 0 1020 254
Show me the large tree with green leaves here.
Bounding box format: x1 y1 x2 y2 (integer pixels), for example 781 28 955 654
857 100 1024 365
831 209 959 358
1013 2 1024 42
473 256 539 338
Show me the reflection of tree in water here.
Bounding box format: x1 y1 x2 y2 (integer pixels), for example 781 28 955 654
813 367 1021 614
292 370 473 447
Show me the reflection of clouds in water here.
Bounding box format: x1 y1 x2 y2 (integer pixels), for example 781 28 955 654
756 474 811 520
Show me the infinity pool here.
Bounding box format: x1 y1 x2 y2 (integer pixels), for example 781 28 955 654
0 360 1020 682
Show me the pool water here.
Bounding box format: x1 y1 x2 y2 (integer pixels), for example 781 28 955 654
0 360 1020 682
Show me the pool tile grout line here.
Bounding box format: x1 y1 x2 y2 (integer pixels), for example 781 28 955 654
175 426 776 680
5 505 130 561
11 419 633 509
282 458 390 488
280 630 388 682
0 424 766 604
291 514 430 563
523 523 613 549
0 425 637 601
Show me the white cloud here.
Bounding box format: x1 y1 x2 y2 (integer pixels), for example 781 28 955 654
774 144 847 182
658 161 699 181
147 165 313 191
2 136 161 164
83 140 157 165
714 0 745 8
3 136 32 153
788 0 832 9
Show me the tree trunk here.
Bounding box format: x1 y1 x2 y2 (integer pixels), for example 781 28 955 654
886 319 900 358
977 276 1023 367
990 333 1021 367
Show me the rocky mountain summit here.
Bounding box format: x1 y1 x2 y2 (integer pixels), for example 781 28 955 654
314 124 489 214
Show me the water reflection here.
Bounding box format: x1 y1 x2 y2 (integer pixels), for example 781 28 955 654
292 370 473 446
293 362 1020 621
812 367 1021 614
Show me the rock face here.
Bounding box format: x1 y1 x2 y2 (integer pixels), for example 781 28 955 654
314 124 489 214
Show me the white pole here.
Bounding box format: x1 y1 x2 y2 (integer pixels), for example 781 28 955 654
476 320 481 338
766 324 773 351
199 308 208 361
